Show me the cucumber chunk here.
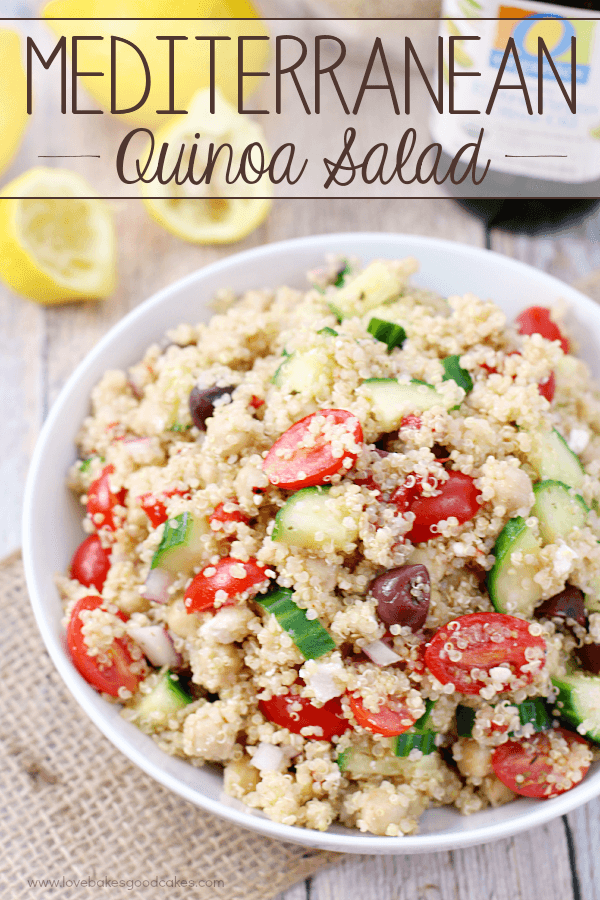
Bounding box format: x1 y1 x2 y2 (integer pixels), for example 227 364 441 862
130 671 193 732
362 378 450 432
272 350 325 393
255 587 336 659
337 747 439 778
150 511 209 576
487 516 544 617
532 480 589 544
272 486 360 551
527 428 585 489
328 261 406 320
367 317 406 353
393 732 436 757
552 670 600 743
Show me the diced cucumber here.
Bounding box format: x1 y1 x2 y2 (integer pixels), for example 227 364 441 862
487 516 544 617
328 261 405 320
393 732 436 757
456 705 476 737
130 670 193 732
532 480 589 544
367 317 406 353
255 587 336 659
272 350 325 393
516 698 551 732
552 670 600 744
527 428 585 490
337 747 439 779
272 486 360 551
150 512 209 576
362 378 449 432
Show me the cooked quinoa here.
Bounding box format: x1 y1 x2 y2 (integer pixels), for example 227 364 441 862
59 255 600 836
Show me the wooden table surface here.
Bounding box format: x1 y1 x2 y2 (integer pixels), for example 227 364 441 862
3 4 600 898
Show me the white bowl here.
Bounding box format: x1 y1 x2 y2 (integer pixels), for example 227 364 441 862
23 232 600 854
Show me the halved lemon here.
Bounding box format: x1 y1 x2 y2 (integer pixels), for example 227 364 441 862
0 168 117 304
0 30 29 177
140 88 272 244
43 0 270 129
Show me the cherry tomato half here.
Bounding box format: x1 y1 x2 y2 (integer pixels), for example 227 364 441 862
492 728 590 799
70 534 111 592
87 465 127 531
349 693 417 737
425 612 546 695
66 595 145 696
139 488 191 528
209 500 250 531
392 470 481 544
263 409 363 490
538 371 556 403
516 306 569 355
184 557 270 614
259 691 349 740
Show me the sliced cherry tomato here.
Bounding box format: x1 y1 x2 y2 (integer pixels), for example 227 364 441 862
516 306 569 354
209 500 250 531
492 728 590 798
349 693 417 736
263 409 363 490
70 534 111 592
259 691 349 740
250 395 265 409
184 557 270 613
87 464 127 531
66 595 145 696
139 488 191 528
424 612 546 696
392 470 481 544
538 370 556 403
400 414 422 430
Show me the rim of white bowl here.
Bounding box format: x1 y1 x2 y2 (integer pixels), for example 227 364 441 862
22 232 600 854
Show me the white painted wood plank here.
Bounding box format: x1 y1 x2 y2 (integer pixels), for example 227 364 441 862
290 818 574 900
566 802 600 900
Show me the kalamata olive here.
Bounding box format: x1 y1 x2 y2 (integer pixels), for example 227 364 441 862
575 642 600 675
189 385 234 430
535 586 587 628
370 564 431 631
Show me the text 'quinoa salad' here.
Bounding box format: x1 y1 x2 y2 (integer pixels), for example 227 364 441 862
59 256 600 837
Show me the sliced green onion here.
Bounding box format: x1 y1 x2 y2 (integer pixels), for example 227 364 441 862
169 423 192 433
336 748 351 771
393 731 436 757
442 355 474 395
516 698 551 732
456 704 476 737
367 317 407 354
255 588 336 660
318 326 339 337
333 261 350 287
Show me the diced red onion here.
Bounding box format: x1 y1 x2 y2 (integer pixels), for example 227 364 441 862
363 639 402 667
127 624 181 668
143 568 173 603
251 743 285 773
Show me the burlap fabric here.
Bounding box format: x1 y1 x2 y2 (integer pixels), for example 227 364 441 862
0 552 338 900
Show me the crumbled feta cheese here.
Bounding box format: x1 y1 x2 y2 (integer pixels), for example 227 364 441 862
567 428 589 455
552 542 578 578
300 659 344 703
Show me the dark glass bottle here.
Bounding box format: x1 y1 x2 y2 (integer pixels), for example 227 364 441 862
433 0 600 232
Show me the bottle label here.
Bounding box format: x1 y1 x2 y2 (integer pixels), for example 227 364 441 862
431 0 600 185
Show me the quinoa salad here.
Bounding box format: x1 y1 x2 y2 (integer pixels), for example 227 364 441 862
59 256 600 837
